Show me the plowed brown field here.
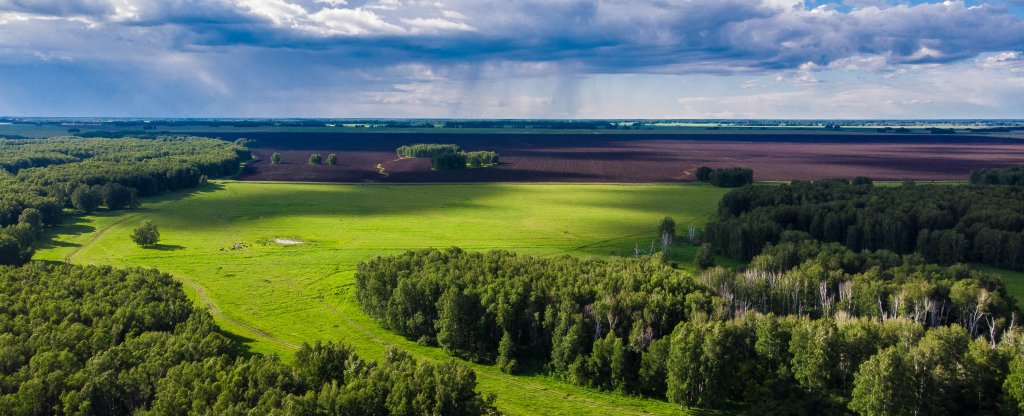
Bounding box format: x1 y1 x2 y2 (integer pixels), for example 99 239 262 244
213 132 1024 182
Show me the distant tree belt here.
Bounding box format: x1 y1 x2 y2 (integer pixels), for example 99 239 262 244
0 262 495 415
971 165 1024 185
694 166 754 187
442 120 614 129
354 246 1024 414
706 179 1024 269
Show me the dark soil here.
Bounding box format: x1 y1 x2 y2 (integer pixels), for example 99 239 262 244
198 132 1024 182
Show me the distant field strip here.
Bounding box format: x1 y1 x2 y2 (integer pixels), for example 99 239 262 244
37 181 729 416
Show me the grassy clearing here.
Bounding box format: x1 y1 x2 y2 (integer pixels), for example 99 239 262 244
970 264 1024 305
36 181 729 416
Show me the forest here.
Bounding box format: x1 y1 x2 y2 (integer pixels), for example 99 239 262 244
0 136 249 266
972 166 1024 186
354 246 1024 414
0 262 495 416
706 179 1024 269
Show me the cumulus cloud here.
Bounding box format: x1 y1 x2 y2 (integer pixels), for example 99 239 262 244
977 51 1024 71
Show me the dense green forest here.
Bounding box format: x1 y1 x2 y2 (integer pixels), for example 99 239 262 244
0 136 249 266
354 246 1024 414
0 263 495 415
706 180 1024 269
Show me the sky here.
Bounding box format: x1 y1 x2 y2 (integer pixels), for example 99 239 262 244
0 0 1023 119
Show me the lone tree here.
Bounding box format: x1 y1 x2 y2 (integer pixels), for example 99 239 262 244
327 153 338 166
131 220 160 247
309 153 322 165
270 153 282 164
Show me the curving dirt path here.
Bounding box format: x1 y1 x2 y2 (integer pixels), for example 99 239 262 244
179 276 300 350
65 214 137 263
63 210 300 351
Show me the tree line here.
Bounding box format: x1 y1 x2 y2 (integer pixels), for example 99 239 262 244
971 166 1024 186
0 262 496 415
694 166 754 187
706 179 1024 269
354 247 1024 414
0 136 249 266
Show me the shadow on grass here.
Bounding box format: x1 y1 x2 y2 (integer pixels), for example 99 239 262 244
36 239 79 251
36 221 95 252
148 244 185 251
216 327 259 358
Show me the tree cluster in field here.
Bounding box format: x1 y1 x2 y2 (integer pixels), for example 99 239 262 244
971 166 1024 186
0 263 496 416
396 144 462 158
303 153 338 165
694 166 754 187
706 180 1024 270
354 246 1024 414
396 144 499 170
0 136 249 266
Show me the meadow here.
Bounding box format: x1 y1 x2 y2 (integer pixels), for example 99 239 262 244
36 181 730 416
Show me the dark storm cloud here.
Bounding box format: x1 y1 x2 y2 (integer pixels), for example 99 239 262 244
2 0 1022 72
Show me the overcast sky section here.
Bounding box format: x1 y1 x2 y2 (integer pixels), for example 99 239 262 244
0 0 1022 118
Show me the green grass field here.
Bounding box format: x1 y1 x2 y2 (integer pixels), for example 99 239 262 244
970 264 1024 306
36 181 729 416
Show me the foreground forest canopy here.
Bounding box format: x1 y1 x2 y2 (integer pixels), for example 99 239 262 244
0 136 249 265
0 263 495 416
707 180 1024 270
355 246 1024 414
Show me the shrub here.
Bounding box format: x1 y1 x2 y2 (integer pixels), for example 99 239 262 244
308 153 322 165
695 243 715 269
327 153 338 166
131 220 160 246
659 216 676 237
270 152 282 164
